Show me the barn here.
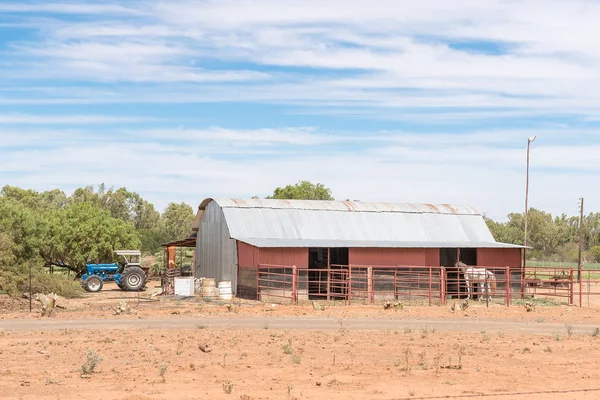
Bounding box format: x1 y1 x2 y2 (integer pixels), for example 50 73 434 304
192 198 525 302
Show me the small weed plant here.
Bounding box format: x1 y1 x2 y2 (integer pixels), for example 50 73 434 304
159 363 168 383
80 348 103 375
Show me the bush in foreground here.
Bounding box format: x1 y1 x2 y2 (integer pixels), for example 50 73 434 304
0 269 83 298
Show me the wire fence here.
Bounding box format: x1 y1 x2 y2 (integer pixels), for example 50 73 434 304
256 263 600 307
527 260 600 270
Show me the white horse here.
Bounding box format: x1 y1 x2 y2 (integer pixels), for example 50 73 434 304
456 262 496 300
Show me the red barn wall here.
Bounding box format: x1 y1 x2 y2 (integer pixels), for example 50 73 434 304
477 248 522 268
237 242 309 268
424 248 440 266
239 244 520 269
236 242 309 300
349 248 438 266
258 247 309 268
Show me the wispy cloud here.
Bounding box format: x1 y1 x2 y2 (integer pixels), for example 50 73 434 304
1 1 599 219
2 0 600 115
1 124 599 219
0 113 149 124
0 3 145 15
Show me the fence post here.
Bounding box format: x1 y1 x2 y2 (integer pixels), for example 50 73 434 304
440 267 446 305
29 263 32 313
292 265 297 305
506 266 511 307
579 268 583 308
427 266 432 306
326 266 331 301
256 264 260 302
569 268 574 306
394 268 398 301
348 265 352 305
520 260 526 300
368 266 374 304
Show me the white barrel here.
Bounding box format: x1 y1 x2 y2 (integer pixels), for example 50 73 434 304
218 280 233 300
174 277 195 296
202 278 217 297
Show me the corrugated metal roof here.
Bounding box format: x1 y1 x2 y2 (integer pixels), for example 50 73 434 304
221 207 495 243
196 198 520 248
206 198 480 215
238 238 527 249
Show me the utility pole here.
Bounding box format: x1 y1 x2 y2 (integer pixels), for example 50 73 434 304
522 135 536 299
524 136 536 265
578 197 584 283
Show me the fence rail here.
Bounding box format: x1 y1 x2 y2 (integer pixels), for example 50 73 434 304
256 264 600 307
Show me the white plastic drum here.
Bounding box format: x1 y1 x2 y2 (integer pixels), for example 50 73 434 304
217 280 233 300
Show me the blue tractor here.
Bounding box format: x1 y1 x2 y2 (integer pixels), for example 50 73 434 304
81 250 147 292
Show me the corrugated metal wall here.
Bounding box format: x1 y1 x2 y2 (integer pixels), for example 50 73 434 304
196 200 238 292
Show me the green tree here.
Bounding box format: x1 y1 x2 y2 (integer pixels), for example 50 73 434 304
1 185 68 213
590 246 600 263
39 202 141 275
71 185 160 230
268 180 334 200
584 213 600 250
0 196 46 268
161 202 195 241
484 216 523 245
0 232 16 268
69 184 162 254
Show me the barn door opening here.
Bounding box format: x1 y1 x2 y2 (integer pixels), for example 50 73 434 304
308 248 328 299
329 248 349 298
440 248 477 298
308 248 349 300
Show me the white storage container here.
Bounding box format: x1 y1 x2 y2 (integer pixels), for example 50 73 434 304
174 277 195 296
218 280 233 300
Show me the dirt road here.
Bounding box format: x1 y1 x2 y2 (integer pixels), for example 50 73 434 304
2 315 599 335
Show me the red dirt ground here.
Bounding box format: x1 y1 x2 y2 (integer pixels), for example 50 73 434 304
2 281 600 399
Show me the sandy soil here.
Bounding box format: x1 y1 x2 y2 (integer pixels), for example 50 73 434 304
2 281 600 399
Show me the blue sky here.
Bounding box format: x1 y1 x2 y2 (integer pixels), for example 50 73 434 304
1 0 599 220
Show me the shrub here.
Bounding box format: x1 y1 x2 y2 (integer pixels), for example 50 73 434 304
0 269 82 298
81 348 103 375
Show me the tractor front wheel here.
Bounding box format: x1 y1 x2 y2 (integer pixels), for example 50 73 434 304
84 276 103 292
121 267 146 291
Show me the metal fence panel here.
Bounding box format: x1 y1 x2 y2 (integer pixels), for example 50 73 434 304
255 264 600 308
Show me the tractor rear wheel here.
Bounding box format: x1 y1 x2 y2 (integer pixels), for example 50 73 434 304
84 276 103 292
121 266 146 291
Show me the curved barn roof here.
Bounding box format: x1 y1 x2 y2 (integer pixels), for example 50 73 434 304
199 198 480 215
196 198 524 249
